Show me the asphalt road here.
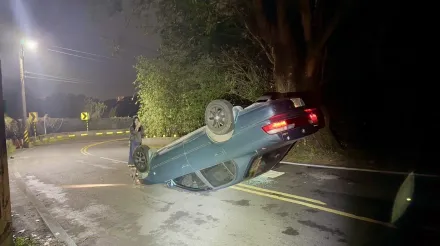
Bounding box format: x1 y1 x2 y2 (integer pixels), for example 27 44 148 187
8 137 440 246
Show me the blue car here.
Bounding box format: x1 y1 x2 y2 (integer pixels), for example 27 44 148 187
133 92 324 191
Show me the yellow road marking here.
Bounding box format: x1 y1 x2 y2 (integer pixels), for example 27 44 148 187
81 138 128 156
106 132 114 135
96 132 103 136
236 183 326 205
57 136 64 139
230 186 395 228
79 138 392 228
68 135 75 137
61 184 128 188
116 131 123 134
81 133 88 136
125 130 130 133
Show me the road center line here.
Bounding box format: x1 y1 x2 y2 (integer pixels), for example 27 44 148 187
236 183 326 205
230 186 395 228
280 161 440 178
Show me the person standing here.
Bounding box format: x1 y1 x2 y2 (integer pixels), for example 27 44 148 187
128 116 144 167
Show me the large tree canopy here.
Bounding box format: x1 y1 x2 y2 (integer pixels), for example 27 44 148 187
100 0 348 155
101 0 272 135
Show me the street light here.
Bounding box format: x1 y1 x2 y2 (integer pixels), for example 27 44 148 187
19 38 38 148
21 39 39 51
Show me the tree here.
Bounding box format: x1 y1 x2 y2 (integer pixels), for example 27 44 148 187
98 0 271 136
243 0 349 93
240 0 351 154
98 0 345 156
84 97 107 119
108 105 118 118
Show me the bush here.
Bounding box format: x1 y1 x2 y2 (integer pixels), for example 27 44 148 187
6 139 15 156
4 114 20 138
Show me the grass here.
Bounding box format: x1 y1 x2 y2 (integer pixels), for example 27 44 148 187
284 135 347 166
14 237 38 246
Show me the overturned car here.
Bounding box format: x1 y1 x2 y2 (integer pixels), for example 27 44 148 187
133 92 324 192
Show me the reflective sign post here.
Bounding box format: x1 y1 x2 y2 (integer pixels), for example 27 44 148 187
81 112 90 132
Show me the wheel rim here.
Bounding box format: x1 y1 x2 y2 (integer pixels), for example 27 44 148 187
134 150 147 170
207 105 226 130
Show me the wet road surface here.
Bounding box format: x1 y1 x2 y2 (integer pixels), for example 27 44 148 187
8 138 440 246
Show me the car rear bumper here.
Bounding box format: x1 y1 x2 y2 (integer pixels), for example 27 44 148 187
278 124 320 142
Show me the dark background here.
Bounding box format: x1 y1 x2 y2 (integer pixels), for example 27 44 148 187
1 0 428 171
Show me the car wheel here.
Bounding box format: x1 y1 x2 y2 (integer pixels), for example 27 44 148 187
205 99 234 135
133 145 150 173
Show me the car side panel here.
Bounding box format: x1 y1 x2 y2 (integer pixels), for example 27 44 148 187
184 132 222 172
234 102 273 130
147 141 190 183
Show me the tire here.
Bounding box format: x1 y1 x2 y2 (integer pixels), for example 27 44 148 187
205 99 234 135
133 145 150 173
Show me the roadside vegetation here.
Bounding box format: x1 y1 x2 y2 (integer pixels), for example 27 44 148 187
14 237 38 246
92 0 406 167
90 0 350 164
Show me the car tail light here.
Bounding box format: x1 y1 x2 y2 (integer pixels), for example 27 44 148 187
305 108 319 126
262 119 295 134
262 108 320 134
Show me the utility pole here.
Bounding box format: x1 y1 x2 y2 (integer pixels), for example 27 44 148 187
19 45 29 148
0 60 14 246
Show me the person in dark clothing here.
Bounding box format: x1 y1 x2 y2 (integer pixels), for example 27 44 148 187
128 116 145 167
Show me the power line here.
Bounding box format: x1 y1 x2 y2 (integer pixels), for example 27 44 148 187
51 45 114 60
25 71 93 84
47 49 103 62
24 76 93 84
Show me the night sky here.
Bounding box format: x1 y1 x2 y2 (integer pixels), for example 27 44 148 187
0 0 160 100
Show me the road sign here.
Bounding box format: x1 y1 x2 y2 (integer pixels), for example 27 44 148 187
29 112 38 123
81 112 90 121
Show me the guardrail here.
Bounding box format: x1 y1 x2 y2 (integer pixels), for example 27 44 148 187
30 129 130 144
28 129 180 147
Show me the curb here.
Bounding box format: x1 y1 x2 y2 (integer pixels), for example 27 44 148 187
9 150 77 246
30 129 130 143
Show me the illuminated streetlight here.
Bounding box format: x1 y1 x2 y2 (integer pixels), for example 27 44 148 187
20 38 39 51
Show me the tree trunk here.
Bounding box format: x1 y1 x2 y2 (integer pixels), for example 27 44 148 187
274 51 342 161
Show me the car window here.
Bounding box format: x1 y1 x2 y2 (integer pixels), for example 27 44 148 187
200 161 237 187
245 144 292 179
173 172 210 191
